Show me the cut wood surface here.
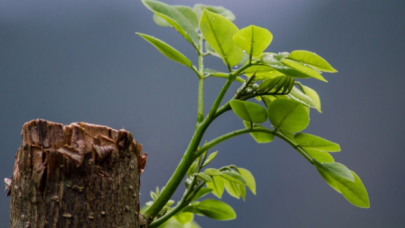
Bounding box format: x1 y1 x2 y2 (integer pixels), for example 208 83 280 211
9 119 147 228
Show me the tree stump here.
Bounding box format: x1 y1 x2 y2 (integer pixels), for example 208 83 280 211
8 119 147 228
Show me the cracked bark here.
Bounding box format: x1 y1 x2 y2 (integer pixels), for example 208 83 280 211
9 119 148 228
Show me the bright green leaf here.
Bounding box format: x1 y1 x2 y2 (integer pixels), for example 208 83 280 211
221 171 247 185
204 168 222 176
233 25 273 56
136 33 192 68
268 99 310 132
317 168 341 193
206 176 225 198
230 100 267 123
202 151 218 167
153 14 171 27
336 171 370 208
314 160 354 182
184 221 201 228
141 0 199 47
174 211 194 225
301 84 322 113
196 173 213 182
193 199 237 220
288 86 316 108
288 50 337 73
295 133 341 152
191 187 213 201
243 121 274 143
238 183 246 201
194 4 235 21
204 41 221 58
223 179 240 199
159 217 184 228
281 59 328 82
244 65 284 80
237 168 257 195
200 10 243 67
305 149 334 163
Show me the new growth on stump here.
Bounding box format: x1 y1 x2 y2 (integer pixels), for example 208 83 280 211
7 1 370 228
8 119 147 228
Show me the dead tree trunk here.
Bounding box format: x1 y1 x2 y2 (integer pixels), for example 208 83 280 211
8 119 147 228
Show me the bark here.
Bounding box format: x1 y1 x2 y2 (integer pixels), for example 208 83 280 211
8 119 148 228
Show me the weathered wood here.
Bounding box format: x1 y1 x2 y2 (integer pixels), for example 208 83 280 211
9 119 147 228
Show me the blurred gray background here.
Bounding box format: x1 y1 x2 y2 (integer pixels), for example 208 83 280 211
1 0 404 227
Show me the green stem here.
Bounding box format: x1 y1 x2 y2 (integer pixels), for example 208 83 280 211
197 77 204 124
143 62 253 223
194 128 313 164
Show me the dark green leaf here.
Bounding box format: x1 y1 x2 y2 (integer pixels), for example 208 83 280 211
314 160 354 182
194 4 235 21
141 0 199 47
204 168 222 176
193 199 237 220
202 151 218 167
288 50 337 73
206 176 225 198
295 133 341 152
187 160 198 178
268 99 310 132
221 171 247 185
233 25 273 56
136 33 192 68
191 187 213 201
281 59 327 82
200 10 243 67
243 121 274 144
230 100 267 123
237 168 257 195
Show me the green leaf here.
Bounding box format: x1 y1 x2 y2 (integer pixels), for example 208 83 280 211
336 171 370 208
233 25 273 56
196 173 213 182
295 133 341 152
268 99 310 132
204 41 221 58
193 199 237 220
206 176 225 198
317 168 341 193
136 33 192 68
314 160 354 182
288 86 316 108
300 84 322 113
187 160 198 178
153 14 171 27
141 0 199 47
305 149 334 163
202 151 218 167
174 211 194 225
237 168 257 195
200 10 243 67
191 187 213 201
238 183 246 201
159 217 184 228
175 6 199 30
230 100 267 123
223 179 240 199
281 59 328 82
244 65 284 80
288 50 337 73
243 121 274 143
204 168 222 176
221 171 247 185
194 4 235 21
184 221 201 228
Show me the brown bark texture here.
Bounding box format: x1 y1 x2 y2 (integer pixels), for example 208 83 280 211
8 119 147 228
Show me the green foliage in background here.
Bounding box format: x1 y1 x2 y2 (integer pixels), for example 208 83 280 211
137 1 369 227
